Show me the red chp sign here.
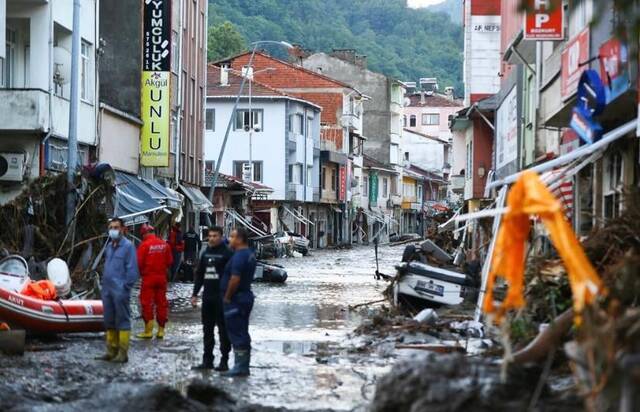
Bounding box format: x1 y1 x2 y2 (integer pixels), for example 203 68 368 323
561 28 590 100
524 0 564 40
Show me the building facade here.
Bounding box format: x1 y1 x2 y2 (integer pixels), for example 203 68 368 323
0 0 99 203
301 50 405 239
215 51 366 246
204 65 323 244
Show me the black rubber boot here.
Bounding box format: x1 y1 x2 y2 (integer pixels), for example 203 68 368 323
214 356 229 372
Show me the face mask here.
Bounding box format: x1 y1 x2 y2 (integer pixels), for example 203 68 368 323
108 229 121 240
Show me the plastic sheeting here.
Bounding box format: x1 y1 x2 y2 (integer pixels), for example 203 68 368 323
483 171 604 326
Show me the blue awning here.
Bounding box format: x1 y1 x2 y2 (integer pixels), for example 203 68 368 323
114 172 164 224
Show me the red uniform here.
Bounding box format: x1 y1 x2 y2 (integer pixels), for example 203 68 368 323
137 234 173 327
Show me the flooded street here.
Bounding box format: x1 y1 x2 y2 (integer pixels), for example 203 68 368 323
0 245 404 412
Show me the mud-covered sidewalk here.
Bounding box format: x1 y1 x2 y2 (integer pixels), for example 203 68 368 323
0 246 406 412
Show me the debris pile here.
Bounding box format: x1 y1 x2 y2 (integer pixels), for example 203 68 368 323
370 353 582 412
0 173 109 290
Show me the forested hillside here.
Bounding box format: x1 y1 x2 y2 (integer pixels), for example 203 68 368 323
208 0 463 94
427 0 463 25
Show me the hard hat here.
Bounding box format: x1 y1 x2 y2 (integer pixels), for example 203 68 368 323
140 224 155 237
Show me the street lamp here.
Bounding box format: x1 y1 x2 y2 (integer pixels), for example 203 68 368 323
208 41 294 203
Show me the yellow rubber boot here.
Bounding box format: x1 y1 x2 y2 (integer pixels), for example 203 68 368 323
156 322 165 340
95 329 118 361
136 321 154 339
112 330 130 363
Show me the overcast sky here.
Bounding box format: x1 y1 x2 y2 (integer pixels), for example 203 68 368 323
407 0 446 8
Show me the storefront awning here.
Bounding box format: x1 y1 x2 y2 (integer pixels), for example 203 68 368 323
143 178 183 209
179 184 214 213
114 172 164 224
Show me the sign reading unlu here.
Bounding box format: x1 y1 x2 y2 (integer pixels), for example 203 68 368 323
141 0 172 167
524 0 564 40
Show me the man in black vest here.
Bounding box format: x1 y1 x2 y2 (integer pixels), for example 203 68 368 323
191 226 233 371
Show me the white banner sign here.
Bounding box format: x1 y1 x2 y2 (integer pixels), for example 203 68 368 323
496 87 518 170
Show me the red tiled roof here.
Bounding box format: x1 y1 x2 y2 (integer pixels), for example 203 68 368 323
207 65 290 98
215 51 358 91
406 93 463 108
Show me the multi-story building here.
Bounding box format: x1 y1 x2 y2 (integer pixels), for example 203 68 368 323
450 0 502 213
359 155 399 243
0 0 99 203
300 50 405 238
149 0 209 228
215 51 366 246
204 65 323 245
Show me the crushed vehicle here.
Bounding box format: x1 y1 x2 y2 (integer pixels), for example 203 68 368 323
274 232 310 256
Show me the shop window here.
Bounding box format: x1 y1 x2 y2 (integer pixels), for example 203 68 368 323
603 152 623 220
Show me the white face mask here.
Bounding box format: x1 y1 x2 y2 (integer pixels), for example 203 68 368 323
108 229 121 240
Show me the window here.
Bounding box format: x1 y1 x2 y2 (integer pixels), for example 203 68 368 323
205 109 215 131
289 113 304 134
382 178 389 198
322 167 327 190
403 115 407 127
307 167 313 186
331 169 336 191
233 161 263 182
421 113 440 126
80 41 90 100
3 29 16 88
404 152 410 161
306 117 313 137
190 79 195 117
362 176 369 197
603 152 623 220
391 177 398 196
288 164 303 184
390 143 399 165
235 109 263 131
288 164 294 183
409 115 417 127
403 182 416 197
171 31 179 73
417 185 423 201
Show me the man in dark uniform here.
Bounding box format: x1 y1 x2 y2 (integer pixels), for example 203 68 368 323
191 226 233 371
222 227 257 377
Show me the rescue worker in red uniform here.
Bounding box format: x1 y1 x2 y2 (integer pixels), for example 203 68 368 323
136 224 173 339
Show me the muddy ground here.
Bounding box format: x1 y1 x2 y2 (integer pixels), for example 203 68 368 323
0 246 405 411
0 245 584 411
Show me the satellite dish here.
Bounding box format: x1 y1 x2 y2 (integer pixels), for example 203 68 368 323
53 47 72 86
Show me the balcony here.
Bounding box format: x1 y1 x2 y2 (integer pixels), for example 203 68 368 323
286 183 305 202
0 89 50 131
450 175 465 192
0 89 96 144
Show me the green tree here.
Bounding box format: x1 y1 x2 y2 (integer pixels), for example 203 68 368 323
207 21 247 62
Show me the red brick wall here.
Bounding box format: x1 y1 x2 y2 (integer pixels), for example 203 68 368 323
471 0 501 15
293 92 342 125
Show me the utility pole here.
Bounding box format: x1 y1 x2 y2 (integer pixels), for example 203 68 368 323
66 0 81 225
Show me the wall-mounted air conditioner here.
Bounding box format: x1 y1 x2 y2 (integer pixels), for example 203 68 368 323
0 153 26 182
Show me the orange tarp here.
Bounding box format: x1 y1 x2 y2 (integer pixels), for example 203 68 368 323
483 171 603 325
